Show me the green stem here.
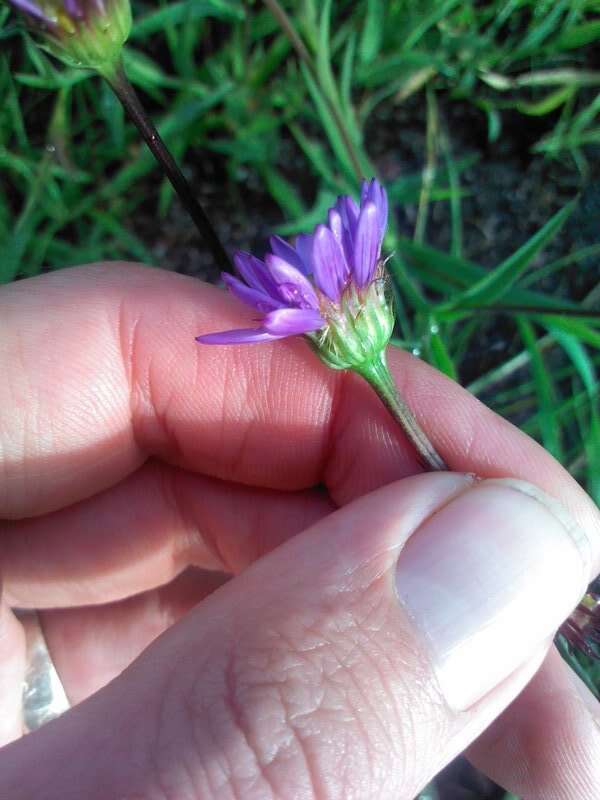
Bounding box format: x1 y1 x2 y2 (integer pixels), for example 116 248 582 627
358 352 447 471
103 60 232 274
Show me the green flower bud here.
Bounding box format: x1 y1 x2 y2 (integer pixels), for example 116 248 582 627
8 0 131 73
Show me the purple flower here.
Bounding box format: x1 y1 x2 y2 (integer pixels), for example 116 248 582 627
8 0 55 26
197 178 451 472
9 0 106 29
197 178 389 352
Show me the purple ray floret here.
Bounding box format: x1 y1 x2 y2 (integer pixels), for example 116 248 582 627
8 0 55 25
64 0 84 19
196 178 388 345
9 0 110 28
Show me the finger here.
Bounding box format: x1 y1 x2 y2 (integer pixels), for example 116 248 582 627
1 473 597 799
1 460 331 608
2 264 598 564
0 595 25 745
40 568 229 706
467 646 600 798
0 263 335 517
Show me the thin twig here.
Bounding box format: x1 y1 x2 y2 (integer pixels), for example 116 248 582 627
104 60 232 274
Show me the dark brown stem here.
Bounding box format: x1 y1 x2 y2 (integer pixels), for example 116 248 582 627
104 60 232 274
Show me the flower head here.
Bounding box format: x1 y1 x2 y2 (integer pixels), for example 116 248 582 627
197 178 393 372
8 0 131 71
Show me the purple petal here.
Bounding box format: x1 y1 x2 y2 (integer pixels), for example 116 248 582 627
361 178 388 240
294 234 314 275
335 195 359 239
352 202 380 287
233 252 280 300
269 235 308 275
327 208 343 245
312 224 349 301
9 0 55 24
263 308 324 336
265 254 319 310
360 178 373 207
327 207 356 270
222 273 282 313
196 328 284 345
64 0 84 19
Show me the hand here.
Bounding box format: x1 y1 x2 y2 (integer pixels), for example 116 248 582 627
0 263 599 799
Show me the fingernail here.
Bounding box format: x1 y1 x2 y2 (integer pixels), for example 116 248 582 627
395 478 593 711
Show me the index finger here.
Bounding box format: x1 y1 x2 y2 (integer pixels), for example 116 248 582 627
1 262 598 551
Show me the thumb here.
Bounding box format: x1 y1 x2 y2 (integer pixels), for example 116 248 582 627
1 472 596 800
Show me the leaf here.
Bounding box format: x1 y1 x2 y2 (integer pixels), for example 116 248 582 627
300 63 356 184
14 70 90 90
340 31 356 117
516 86 574 116
260 165 305 219
517 317 563 460
359 0 385 65
99 79 125 150
402 0 462 50
394 65 437 104
288 123 345 189
357 52 437 89
553 20 600 51
538 316 600 350
439 201 576 311
551 330 600 501
131 0 244 38
315 0 337 102
0 210 37 283
428 328 458 379
274 189 337 236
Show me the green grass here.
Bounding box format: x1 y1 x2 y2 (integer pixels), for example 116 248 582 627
1 2 600 793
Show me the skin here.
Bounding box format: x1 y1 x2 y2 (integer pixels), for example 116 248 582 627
0 262 599 798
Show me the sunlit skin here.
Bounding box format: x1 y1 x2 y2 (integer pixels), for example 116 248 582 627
0 263 599 798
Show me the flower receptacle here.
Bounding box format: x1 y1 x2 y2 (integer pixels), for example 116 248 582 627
310 264 394 371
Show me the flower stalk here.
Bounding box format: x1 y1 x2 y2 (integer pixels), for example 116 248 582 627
102 60 232 274
357 351 447 471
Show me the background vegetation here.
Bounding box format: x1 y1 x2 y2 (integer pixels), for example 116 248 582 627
1 1 600 796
